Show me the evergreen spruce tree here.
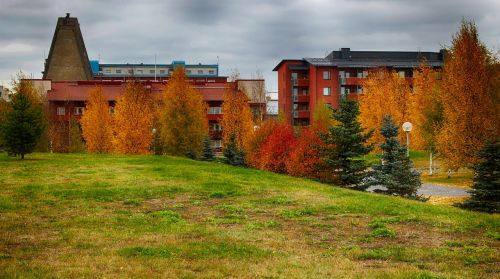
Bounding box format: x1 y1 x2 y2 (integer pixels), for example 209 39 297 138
2 93 45 159
201 136 215 161
459 140 499 213
370 115 421 198
223 134 246 167
321 99 373 190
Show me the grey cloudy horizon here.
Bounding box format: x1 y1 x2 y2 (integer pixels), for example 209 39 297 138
1 0 500 91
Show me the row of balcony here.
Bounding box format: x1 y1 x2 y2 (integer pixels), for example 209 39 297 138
293 110 310 118
292 94 310 102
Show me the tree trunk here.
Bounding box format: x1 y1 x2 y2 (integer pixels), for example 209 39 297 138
429 151 433 176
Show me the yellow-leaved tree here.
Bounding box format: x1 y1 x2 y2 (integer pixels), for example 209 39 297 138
408 62 443 174
221 86 254 151
437 20 498 169
80 86 113 153
159 67 208 156
113 81 154 154
359 69 411 149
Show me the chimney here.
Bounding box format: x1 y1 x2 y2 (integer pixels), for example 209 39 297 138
340 48 350 59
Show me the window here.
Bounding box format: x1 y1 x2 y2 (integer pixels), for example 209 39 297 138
323 87 331 96
116 69 122 74
398 71 405 78
74 107 84 115
160 70 165 74
137 69 143 74
363 71 368 78
208 107 223 114
104 69 111 74
340 86 346 95
323 70 331 80
345 72 350 78
57 107 65 116
357 71 363 78
198 70 203 74
211 123 222 131
357 86 363 94
339 71 345 78
211 140 222 148
186 70 191 74
209 70 215 74
150 70 155 74
109 107 115 113
128 69 133 74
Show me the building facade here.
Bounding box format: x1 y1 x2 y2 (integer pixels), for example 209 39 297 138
273 48 445 125
38 14 265 152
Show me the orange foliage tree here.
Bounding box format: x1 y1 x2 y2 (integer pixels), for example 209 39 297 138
80 87 113 153
159 67 208 156
286 126 323 178
113 81 154 154
359 69 411 149
437 20 498 168
221 87 254 151
245 119 277 168
409 62 442 151
258 122 296 173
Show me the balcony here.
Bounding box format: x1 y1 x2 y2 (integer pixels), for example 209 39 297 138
291 78 309 87
345 77 364 85
207 114 223 121
293 110 310 119
297 95 309 102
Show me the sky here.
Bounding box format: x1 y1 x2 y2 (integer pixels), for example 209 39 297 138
1 0 500 91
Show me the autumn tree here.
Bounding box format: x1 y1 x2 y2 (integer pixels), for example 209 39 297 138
286 126 323 178
258 122 295 173
246 119 277 168
438 20 498 169
0 99 11 150
80 87 113 153
160 67 207 156
113 81 154 154
359 69 412 149
221 86 254 152
409 62 443 174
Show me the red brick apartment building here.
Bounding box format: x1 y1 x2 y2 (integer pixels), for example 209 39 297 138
273 48 445 125
34 14 265 150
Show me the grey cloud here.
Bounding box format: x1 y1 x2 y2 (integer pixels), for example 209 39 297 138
1 0 500 90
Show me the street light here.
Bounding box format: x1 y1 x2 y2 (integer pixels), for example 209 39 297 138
152 128 157 155
402 122 412 157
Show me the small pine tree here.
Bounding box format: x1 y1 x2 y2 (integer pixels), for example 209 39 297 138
201 136 215 161
320 100 373 190
370 115 421 198
458 140 499 213
1 93 45 159
68 118 85 153
223 134 246 167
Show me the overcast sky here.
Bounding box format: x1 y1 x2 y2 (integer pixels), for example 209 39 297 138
1 0 500 91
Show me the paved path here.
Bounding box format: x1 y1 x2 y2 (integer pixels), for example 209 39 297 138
367 183 470 197
418 183 470 197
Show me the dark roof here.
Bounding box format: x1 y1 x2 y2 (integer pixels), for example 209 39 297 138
272 59 305 71
274 48 445 70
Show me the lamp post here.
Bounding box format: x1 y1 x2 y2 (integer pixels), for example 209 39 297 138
402 122 412 157
152 128 157 155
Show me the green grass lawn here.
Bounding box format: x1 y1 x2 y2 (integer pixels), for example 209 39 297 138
0 153 498 278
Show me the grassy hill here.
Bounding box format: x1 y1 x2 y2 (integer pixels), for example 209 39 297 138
0 153 498 278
